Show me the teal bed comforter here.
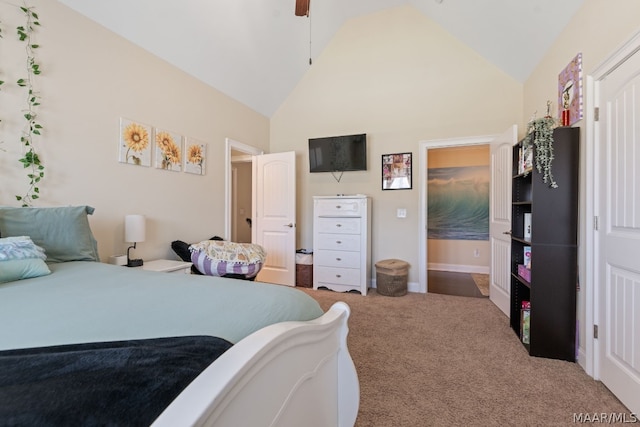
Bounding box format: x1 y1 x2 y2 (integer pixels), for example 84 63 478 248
0 261 323 350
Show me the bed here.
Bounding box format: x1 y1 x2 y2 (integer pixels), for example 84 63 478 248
0 206 359 426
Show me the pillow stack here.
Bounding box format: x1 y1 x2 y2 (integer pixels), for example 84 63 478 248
0 236 51 283
0 206 99 263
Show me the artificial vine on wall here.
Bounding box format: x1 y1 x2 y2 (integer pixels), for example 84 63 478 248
15 4 44 206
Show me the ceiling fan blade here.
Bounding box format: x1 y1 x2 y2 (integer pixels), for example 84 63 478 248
295 0 310 17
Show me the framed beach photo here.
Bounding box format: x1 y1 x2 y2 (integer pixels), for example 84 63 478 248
382 152 412 190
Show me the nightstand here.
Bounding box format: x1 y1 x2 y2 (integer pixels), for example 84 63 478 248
141 259 192 274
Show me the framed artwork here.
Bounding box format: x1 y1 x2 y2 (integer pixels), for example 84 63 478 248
154 128 183 172
558 52 583 126
427 165 489 241
118 118 152 167
382 152 412 190
184 138 207 175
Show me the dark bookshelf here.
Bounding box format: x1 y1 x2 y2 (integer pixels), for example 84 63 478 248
509 127 579 361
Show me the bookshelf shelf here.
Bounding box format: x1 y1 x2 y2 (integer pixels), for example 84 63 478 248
509 127 579 362
511 272 531 289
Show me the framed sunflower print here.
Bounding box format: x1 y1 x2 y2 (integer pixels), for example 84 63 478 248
119 118 152 167
154 128 184 172
184 138 207 175
382 152 412 190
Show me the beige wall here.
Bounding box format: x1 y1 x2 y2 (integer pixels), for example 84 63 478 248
523 0 640 361
427 145 490 272
0 0 269 261
232 162 253 243
271 5 522 283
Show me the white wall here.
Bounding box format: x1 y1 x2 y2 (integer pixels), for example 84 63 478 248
0 0 269 261
523 0 640 365
271 5 523 284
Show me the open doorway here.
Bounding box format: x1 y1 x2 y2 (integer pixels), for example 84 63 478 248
230 152 252 243
224 138 263 242
418 127 517 314
425 145 490 298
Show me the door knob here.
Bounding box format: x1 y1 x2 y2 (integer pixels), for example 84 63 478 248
284 223 294 228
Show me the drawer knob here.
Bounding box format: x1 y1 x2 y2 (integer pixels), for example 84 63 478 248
336 274 342 278
336 205 342 209
336 257 342 261
336 240 342 244
336 224 342 227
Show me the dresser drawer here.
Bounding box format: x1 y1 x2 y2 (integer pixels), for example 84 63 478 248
314 250 360 268
316 217 361 235
315 233 360 251
315 198 364 217
315 266 361 286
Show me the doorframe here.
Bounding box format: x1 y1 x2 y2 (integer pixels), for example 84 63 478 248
585 28 640 379
224 138 263 241
418 134 498 294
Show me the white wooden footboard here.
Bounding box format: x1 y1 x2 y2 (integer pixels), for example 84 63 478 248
152 302 359 427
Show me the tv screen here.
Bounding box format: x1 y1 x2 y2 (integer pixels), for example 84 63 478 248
308 133 367 172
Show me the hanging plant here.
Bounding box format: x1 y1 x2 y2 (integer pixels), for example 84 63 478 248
15 4 44 206
522 116 558 188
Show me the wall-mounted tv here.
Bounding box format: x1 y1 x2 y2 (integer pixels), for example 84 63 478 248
308 133 367 172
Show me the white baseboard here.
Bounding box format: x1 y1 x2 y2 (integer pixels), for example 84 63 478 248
428 263 489 275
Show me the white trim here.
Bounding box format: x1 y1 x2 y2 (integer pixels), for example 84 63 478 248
584 28 640 380
231 167 238 242
427 263 490 275
418 135 497 294
224 138 263 241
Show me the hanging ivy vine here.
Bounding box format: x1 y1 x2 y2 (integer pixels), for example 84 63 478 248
15 4 44 206
522 116 558 188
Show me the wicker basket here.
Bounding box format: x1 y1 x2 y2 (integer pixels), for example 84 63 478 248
375 259 409 297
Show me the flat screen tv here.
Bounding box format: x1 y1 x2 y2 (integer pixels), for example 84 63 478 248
308 133 367 172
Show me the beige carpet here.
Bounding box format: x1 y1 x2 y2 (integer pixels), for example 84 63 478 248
471 273 490 296
300 288 628 426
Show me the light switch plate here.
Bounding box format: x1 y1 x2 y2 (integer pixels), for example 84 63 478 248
397 208 407 218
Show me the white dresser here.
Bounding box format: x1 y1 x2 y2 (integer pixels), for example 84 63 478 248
313 195 371 295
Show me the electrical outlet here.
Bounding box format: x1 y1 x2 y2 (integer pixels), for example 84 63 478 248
474 249 480 258
397 208 407 218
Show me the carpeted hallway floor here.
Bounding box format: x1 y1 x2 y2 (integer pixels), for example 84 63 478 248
428 270 488 298
300 287 629 426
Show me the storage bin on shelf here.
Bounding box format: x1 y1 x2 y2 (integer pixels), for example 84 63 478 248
375 259 409 297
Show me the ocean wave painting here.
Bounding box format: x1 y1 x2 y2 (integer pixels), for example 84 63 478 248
428 166 490 241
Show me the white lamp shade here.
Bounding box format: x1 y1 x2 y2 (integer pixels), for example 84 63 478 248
125 215 146 243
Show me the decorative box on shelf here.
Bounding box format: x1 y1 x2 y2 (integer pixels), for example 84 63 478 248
518 264 531 282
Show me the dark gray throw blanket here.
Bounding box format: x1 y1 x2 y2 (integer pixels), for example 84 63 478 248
0 336 233 427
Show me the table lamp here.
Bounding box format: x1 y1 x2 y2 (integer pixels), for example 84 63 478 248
125 214 145 267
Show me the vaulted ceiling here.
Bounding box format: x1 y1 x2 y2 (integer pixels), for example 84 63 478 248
58 0 584 117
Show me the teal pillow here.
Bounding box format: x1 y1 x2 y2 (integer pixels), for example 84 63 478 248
0 258 51 283
0 206 99 263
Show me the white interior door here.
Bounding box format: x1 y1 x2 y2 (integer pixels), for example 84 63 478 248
489 125 517 317
253 151 296 286
597 48 640 414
